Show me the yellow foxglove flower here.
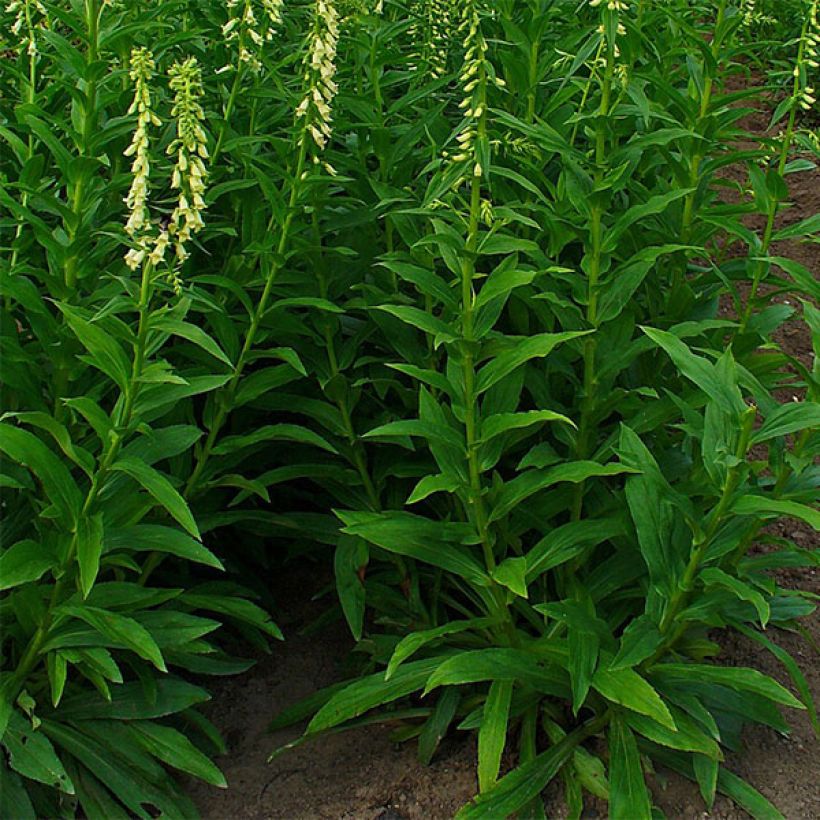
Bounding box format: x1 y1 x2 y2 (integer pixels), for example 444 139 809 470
167 57 210 267
123 48 160 270
296 0 340 155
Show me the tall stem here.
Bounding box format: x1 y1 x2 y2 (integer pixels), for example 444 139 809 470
650 406 756 653
184 137 309 498
11 260 156 698
570 26 614 523
738 20 806 333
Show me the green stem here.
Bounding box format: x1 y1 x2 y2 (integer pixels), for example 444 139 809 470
738 25 805 333
570 27 614 523
652 405 757 648
211 45 247 167
674 0 727 295
11 260 156 697
64 0 103 294
183 136 309 499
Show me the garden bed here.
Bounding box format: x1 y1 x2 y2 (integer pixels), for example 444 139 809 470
187 106 820 820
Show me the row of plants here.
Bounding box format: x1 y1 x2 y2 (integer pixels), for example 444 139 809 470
1 0 818 817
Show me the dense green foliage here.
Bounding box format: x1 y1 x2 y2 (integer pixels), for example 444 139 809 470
1 0 818 817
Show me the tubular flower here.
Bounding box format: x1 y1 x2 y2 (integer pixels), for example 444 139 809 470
123 48 160 271
167 57 209 272
222 0 284 72
796 0 819 109
806 0 819 69
6 0 48 58
589 0 628 9
296 0 340 159
409 0 455 78
446 0 503 184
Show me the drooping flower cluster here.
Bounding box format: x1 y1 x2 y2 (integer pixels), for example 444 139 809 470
222 0 284 72
123 48 161 271
167 57 209 273
589 0 628 10
408 0 455 79
792 0 819 110
6 0 48 58
296 0 340 161
447 1 504 183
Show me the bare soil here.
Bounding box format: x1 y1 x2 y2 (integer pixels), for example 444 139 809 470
187 83 819 819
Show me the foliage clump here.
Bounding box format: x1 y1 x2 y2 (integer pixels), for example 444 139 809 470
1 0 818 817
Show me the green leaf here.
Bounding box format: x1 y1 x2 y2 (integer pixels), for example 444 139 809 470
701 567 770 627
150 318 232 366
625 707 721 758
476 331 590 394
474 268 537 310
335 536 368 641
604 191 694 251
597 245 693 324
480 410 574 442
0 540 56 590
180 593 283 640
307 657 442 734
130 722 226 787
55 304 131 392
592 665 675 729
717 769 784 820
732 623 819 734
0 423 81 524
610 616 663 671
374 305 456 343
386 618 497 680
77 514 105 598
750 402 820 445
526 518 624 581
407 473 459 504
418 688 460 766
732 496 820 531
478 679 513 792
58 679 209 721
211 424 337 456
694 754 718 809
641 327 743 413
490 461 634 522
56 605 166 671
338 511 490 587
566 606 600 715
455 727 579 819
105 525 223 570
425 649 569 699
653 664 805 710
0 764 36 820
492 557 529 598
4 711 74 794
111 457 199 538
609 714 652 820
363 419 463 449
619 424 682 591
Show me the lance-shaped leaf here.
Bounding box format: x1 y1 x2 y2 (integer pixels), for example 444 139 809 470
338 510 490 587
56 304 131 393
490 461 635 522
609 715 652 820
478 680 513 792
307 657 442 734
77 513 104 598
479 410 574 442
111 458 199 538
476 331 590 394
0 423 81 524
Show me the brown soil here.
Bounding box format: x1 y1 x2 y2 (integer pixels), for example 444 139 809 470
187 80 819 819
